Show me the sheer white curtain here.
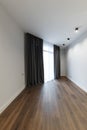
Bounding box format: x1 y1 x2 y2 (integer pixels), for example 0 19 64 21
43 42 54 83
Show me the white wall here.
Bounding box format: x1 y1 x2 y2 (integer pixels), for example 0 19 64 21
60 48 66 76
0 5 25 113
66 32 87 92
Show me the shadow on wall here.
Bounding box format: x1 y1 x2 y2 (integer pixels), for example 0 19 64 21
68 30 87 48
66 30 87 92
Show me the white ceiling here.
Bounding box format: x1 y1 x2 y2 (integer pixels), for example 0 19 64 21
0 0 87 46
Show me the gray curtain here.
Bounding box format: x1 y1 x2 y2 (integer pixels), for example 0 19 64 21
25 33 44 86
54 45 60 79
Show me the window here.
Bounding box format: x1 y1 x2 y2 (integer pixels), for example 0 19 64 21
43 42 54 83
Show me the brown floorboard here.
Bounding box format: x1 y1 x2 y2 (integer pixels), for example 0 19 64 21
0 77 87 130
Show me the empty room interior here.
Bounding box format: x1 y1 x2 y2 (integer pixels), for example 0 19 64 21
0 0 87 130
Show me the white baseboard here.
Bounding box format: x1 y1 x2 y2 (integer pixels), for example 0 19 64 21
0 86 25 114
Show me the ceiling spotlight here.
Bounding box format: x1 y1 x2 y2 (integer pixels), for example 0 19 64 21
63 44 65 46
67 38 70 41
75 27 79 32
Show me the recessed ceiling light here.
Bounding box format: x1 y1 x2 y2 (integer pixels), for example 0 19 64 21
67 38 70 41
75 27 79 33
